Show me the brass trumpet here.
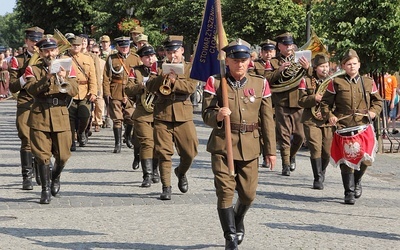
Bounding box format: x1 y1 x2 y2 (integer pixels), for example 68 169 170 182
141 90 156 112
159 75 172 95
55 74 71 94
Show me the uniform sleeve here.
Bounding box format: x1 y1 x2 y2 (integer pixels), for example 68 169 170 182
319 79 336 121
298 77 317 108
171 63 197 95
125 68 144 97
202 76 222 128
368 80 383 116
260 79 276 156
102 55 111 97
8 57 23 93
87 56 98 96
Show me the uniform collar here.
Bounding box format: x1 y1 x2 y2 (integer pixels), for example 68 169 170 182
227 72 247 89
345 74 360 84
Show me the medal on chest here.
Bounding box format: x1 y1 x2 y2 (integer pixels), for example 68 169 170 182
243 88 256 103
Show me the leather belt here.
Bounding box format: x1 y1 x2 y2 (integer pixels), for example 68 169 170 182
231 122 259 133
112 79 124 84
35 97 67 106
157 93 189 101
344 109 368 115
78 81 88 85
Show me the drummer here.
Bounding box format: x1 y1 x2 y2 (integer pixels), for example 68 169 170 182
319 49 382 205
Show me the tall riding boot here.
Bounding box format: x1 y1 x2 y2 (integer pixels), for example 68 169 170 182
21 151 33 190
39 164 51 204
32 157 41 185
140 159 153 187
152 158 160 183
132 145 140 170
51 163 65 196
78 119 89 146
341 171 355 205
289 156 296 172
70 130 76 151
321 158 330 183
124 124 133 148
234 200 251 245
311 158 324 190
160 186 172 200
218 207 238 250
113 128 122 153
281 149 291 176
354 166 366 199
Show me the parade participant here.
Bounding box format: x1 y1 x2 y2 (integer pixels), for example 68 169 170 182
298 53 334 190
146 35 198 200
24 37 79 204
66 36 97 150
320 49 382 205
125 45 160 187
129 26 144 54
91 44 106 132
264 32 312 176
202 39 276 248
8 27 44 190
0 46 9 100
99 35 113 60
103 36 140 153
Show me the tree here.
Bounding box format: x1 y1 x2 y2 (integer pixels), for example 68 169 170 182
312 0 400 73
0 13 27 49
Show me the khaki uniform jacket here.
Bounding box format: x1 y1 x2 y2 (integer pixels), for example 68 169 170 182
298 74 329 127
202 73 276 161
103 53 141 101
85 51 102 97
320 75 382 129
146 61 196 122
125 65 154 122
68 52 97 100
8 52 34 109
249 59 271 78
24 60 79 132
264 54 313 108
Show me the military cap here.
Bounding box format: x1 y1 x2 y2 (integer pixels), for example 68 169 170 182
70 36 83 45
137 45 156 57
100 35 110 42
36 37 58 50
137 34 148 42
222 38 251 59
313 53 329 67
0 46 6 53
25 26 44 42
275 32 294 45
115 36 131 47
163 35 183 51
130 26 144 34
341 49 359 64
65 33 75 41
260 39 276 51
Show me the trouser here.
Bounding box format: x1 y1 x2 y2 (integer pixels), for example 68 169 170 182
93 97 105 126
303 124 333 159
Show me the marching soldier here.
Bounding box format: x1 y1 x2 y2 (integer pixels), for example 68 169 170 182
125 45 160 187
320 49 382 204
103 36 141 153
8 26 44 190
298 53 334 190
99 35 113 60
264 32 312 176
129 26 144 54
202 39 276 249
66 37 97 150
0 46 9 100
146 35 198 200
24 37 79 204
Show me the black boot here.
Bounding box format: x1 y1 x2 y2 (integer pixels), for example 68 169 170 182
152 158 160 183
311 158 324 190
341 172 355 205
354 169 366 199
124 124 133 148
32 157 41 185
174 167 188 193
113 128 122 153
132 147 140 170
78 120 89 146
321 158 330 183
160 186 172 200
21 151 33 190
140 159 153 188
234 200 251 245
218 207 238 250
39 164 51 204
289 156 296 172
282 165 291 176
51 163 65 196
70 130 77 151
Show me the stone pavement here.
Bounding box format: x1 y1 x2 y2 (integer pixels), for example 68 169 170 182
0 99 399 250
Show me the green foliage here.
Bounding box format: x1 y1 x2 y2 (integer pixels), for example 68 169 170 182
0 13 27 49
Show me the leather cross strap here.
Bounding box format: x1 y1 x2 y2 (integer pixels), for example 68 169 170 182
117 54 130 75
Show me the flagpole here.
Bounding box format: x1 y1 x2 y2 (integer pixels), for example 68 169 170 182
215 0 234 176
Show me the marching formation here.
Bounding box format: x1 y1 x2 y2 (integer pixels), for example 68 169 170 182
2 23 385 249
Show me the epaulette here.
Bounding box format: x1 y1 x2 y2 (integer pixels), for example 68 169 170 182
248 73 265 79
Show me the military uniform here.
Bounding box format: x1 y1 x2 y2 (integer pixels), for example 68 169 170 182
67 37 97 149
202 39 276 249
125 45 160 187
249 39 276 78
320 49 382 205
146 35 198 200
8 26 44 190
0 46 9 100
264 32 312 176
103 36 141 153
130 26 145 55
24 37 79 204
298 54 333 190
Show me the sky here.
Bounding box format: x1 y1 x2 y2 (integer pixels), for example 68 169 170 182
0 0 16 16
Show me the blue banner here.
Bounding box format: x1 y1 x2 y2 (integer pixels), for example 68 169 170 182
190 0 220 82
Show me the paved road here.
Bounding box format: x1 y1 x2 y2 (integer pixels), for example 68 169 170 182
1 99 399 250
